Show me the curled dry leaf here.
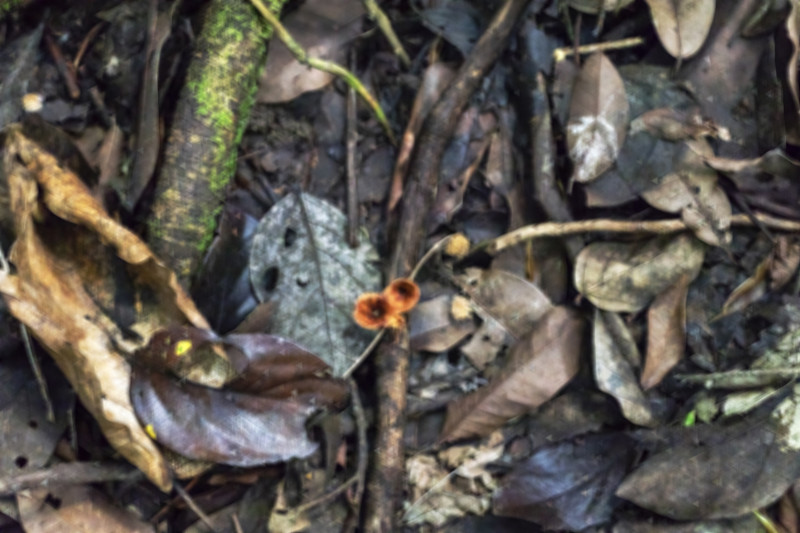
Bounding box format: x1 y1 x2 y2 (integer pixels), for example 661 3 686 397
593 310 657 427
566 53 629 186
716 236 800 320
0 127 213 491
645 0 715 59
629 107 719 141
439 306 584 443
574 233 705 313
641 274 690 389
641 139 731 246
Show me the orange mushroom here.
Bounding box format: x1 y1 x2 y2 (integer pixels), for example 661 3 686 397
382 278 420 313
353 293 403 330
352 279 420 330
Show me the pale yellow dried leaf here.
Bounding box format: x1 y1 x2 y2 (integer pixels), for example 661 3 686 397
574 233 705 313
567 53 629 185
645 0 715 59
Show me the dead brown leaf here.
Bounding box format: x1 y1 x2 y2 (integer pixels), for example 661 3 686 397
256 0 365 103
18 485 154 533
641 139 732 246
641 274 689 389
629 107 720 141
0 127 212 491
645 0 715 59
716 235 800 319
567 53 629 186
593 310 658 427
409 294 476 353
574 233 705 313
455 267 552 339
439 306 584 443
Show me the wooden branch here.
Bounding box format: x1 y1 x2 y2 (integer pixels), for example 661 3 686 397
363 1 532 531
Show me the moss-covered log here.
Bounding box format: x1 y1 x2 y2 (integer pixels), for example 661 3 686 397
148 0 284 281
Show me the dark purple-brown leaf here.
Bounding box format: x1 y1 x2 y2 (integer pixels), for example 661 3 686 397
439 306 584 443
494 433 635 530
131 369 318 467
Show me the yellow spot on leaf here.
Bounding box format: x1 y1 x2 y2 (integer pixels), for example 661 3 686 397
174 340 192 356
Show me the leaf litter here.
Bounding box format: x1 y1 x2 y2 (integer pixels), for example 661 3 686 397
5 0 800 531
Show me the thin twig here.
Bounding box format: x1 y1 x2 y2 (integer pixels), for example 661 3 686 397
0 461 139 496
409 235 455 280
248 0 395 144
232 513 244 533
173 481 218 532
362 0 411 67
343 329 385 379
485 213 800 255
20 323 55 423
349 378 368 514
295 476 358 514
346 49 360 248
0 244 55 422
44 30 80 99
553 36 644 62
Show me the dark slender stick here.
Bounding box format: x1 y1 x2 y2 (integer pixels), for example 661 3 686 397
365 2 532 530
0 462 139 496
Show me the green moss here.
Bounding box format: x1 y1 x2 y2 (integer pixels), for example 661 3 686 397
0 0 24 14
185 0 288 255
197 204 224 252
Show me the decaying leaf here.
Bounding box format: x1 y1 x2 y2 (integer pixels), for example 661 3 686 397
574 233 705 313
494 433 636 530
645 0 715 59
439 306 584 443
641 274 689 389
629 107 720 141
0 127 213 491
566 53 629 186
249 193 381 376
256 0 365 103
18 486 154 533
641 139 731 246
409 295 476 353
455 267 552 339
593 310 657 427
131 369 318 466
459 317 507 370
716 236 800 320
404 454 491 527
0 346 72 477
617 386 800 520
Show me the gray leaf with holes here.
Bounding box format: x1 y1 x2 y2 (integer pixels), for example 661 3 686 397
249 193 381 376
